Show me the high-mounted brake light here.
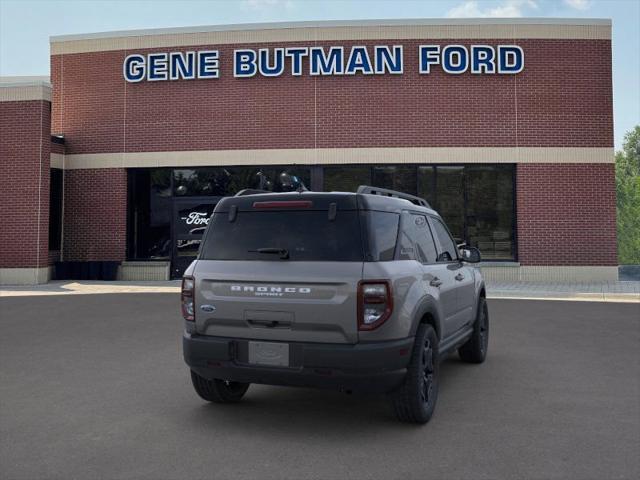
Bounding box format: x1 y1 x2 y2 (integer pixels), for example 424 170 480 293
357 280 393 331
252 200 313 209
181 276 195 321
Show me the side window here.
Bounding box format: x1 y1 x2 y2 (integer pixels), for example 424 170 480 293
431 218 458 262
397 213 438 263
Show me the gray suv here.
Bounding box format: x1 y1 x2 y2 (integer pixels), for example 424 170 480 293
182 186 488 423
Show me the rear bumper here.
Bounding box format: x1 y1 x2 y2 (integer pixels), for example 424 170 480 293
183 333 413 393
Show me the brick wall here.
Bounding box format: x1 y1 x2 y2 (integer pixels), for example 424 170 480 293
62 168 127 261
47 34 615 269
51 141 65 154
51 39 613 154
0 100 50 269
517 163 617 266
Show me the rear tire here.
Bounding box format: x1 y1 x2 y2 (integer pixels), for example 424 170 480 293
190 370 250 403
390 324 439 424
458 296 489 364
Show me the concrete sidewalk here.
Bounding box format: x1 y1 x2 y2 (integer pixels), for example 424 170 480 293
487 280 640 303
1 279 639 302
0 280 181 297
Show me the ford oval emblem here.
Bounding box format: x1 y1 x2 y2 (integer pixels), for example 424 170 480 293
200 304 216 313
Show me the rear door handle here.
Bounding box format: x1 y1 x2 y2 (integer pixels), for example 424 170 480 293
455 273 465 281
430 277 442 287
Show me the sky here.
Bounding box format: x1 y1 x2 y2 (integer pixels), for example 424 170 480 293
1 0 638 149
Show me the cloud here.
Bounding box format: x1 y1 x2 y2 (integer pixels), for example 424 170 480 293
563 0 591 10
446 0 538 18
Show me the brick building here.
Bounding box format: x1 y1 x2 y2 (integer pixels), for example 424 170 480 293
0 18 617 284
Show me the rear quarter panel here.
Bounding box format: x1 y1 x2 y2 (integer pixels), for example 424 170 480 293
359 260 431 342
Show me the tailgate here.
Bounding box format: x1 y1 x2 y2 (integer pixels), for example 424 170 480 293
194 261 362 344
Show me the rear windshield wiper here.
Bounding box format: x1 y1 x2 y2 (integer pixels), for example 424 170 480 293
248 247 290 260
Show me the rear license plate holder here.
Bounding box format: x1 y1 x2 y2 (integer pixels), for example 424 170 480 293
248 341 290 367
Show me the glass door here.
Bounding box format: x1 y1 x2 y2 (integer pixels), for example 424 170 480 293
171 198 219 278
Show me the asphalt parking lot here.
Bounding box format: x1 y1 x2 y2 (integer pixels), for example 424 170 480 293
1 294 638 480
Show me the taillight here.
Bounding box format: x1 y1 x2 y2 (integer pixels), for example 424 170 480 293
181 276 195 321
358 280 393 331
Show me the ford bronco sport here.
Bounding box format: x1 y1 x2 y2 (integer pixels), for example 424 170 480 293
182 186 488 424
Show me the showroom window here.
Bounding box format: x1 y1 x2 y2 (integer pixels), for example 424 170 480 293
127 166 311 261
172 167 310 196
323 164 516 260
465 165 515 260
323 165 371 192
372 165 416 195
417 166 436 206
128 164 515 264
434 166 465 243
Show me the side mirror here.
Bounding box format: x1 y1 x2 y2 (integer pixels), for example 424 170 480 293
460 246 481 263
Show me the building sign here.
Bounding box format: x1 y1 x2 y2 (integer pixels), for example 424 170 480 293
123 44 523 82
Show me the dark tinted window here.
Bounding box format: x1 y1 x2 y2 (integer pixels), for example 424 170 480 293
201 211 363 261
397 213 437 263
364 211 399 261
127 169 171 260
432 218 458 262
417 166 435 207
434 166 464 243
372 166 416 195
48 169 63 250
323 166 371 192
174 167 309 196
465 165 514 260
427 164 515 260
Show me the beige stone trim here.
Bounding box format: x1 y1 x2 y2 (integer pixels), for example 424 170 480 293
50 19 611 55
50 153 64 169
118 261 170 281
480 265 618 282
0 76 50 84
62 147 614 170
0 84 51 102
0 267 50 286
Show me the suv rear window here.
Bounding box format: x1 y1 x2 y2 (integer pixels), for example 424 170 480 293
200 211 364 261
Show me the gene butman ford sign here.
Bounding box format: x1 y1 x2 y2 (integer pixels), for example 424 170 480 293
123 44 524 82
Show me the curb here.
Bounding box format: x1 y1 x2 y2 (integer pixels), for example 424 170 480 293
487 292 640 303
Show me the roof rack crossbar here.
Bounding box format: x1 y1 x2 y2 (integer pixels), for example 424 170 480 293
356 185 431 208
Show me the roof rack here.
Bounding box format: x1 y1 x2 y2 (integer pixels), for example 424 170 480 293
234 189 272 197
356 185 431 208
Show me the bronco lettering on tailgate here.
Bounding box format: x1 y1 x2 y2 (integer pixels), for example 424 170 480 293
230 285 312 297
